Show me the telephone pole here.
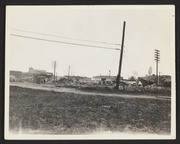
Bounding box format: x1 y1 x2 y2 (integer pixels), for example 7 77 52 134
53 61 56 84
154 49 160 86
109 70 111 78
116 21 126 89
68 65 70 81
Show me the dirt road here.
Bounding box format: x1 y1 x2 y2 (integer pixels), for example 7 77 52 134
10 82 171 101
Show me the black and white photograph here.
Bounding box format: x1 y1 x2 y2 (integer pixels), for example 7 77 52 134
4 5 175 139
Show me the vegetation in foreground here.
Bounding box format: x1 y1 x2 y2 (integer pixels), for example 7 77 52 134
9 86 171 135
56 84 171 96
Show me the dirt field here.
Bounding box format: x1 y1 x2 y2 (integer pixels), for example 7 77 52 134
9 85 171 135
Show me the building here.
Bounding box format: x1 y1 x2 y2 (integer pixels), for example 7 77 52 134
29 67 53 84
138 75 171 87
123 76 137 86
10 70 22 82
9 68 53 84
33 74 53 84
28 67 46 74
92 75 117 85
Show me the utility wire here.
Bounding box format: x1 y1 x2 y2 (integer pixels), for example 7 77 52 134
10 33 120 51
11 28 121 46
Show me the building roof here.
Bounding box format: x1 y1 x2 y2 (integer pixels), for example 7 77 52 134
10 70 22 77
28 67 52 75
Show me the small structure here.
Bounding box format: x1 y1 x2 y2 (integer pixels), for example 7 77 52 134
10 70 22 82
122 76 138 86
28 67 53 84
33 73 52 84
161 75 171 87
92 76 116 85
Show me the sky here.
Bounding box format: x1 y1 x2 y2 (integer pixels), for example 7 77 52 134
6 6 175 78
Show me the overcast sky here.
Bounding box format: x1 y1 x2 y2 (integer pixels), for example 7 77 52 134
6 6 175 78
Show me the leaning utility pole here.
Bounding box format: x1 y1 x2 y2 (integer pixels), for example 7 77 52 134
116 21 126 89
154 49 160 86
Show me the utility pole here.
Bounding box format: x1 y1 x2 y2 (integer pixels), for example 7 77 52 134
68 65 70 81
159 72 161 86
53 61 56 85
53 61 56 84
109 70 111 78
116 21 126 89
154 49 160 86
56 72 58 82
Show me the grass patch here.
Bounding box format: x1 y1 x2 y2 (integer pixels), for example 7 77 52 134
9 86 171 135
57 84 171 96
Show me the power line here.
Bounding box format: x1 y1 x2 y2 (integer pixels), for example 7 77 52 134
10 33 120 51
11 28 121 46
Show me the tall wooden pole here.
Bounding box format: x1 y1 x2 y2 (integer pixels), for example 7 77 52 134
68 65 70 81
116 21 126 89
154 49 160 86
54 61 56 84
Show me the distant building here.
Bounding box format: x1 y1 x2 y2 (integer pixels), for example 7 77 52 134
10 70 22 78
92 75 117 85
28 67 53 84
10 68 53 84
28 67 46 74
33 74 52 84
10 70 22 82
123 76 137 86
138 75 171 87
